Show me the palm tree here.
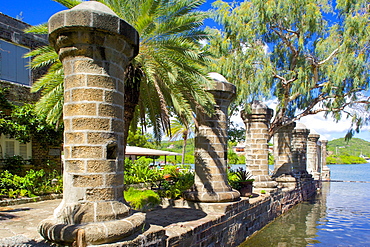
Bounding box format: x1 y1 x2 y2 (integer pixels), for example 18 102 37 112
168 117 194 165
25 0 215 144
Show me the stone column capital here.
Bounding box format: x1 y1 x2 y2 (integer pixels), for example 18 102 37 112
241 101 273 123
308 133 320 142
321 140 328 145
48 1 139 59
292 127 310 137
206 80 236 101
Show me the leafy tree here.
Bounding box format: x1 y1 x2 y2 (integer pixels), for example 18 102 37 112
126 130 156 148
25 0 214 144
0 89 63 147
208 0 370 139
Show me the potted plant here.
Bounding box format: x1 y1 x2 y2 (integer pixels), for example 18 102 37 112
235 167 254 197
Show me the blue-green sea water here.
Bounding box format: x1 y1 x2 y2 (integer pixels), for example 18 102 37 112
240 163 370 247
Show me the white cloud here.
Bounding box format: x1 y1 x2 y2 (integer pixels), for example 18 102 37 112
230 100 370 141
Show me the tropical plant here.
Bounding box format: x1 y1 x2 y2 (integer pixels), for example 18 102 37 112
168 117 194 165
208 0 370 140
124 158 161 185
25 0 215 144
233 167 254 182
156 165 194 199
126 130 156 148
0 169 62 198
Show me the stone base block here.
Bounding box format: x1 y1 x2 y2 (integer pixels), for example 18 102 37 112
183 189 240 203
254 180 278 188
312 172 321 180
275 175 297 189
252 187 278 195
38 212 145 245
321 168 330 180
53 201 131 224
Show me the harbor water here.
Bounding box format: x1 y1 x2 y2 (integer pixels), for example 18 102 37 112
240 163 370 246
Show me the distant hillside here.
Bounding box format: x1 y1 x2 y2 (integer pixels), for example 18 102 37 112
327 138 370 157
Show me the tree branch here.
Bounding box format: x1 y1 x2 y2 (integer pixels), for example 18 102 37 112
318 47 340 66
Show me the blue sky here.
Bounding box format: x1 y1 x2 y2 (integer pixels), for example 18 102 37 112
2 0 369 142
1 0 217 26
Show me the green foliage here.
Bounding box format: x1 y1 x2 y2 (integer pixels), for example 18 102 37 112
227 167 254 190
326 154 367 164
127 130 156 148
227 148 239 165
158 138 195 164
156 166 194 199
0 169 62 198
124 187 160 211
3 155 25 174
227 168 241 190
0 102 63 146
27 0 215 143
268 153 274 165
124 158 194 199
327 138 370 157
233 167 254 182
124 158 162 185
228 123 245 143
209 0 370 138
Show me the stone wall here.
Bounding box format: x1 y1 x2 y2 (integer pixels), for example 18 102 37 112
101 179 318 247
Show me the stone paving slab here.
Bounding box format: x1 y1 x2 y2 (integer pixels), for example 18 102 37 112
0 199 217 246
0 196 265 246
0 199 61 246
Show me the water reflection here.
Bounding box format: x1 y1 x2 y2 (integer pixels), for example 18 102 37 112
241 164 370 247
240 183 329 247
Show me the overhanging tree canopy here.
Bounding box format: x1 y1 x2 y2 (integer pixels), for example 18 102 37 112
208 0 370 139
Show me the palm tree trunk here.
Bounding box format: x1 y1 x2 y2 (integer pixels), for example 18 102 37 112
181 136 187 165
123 64 142 148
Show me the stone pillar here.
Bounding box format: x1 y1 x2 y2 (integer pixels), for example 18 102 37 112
272 122 296 178
292 123 310 176
38 2 144 245
307 132 321 180
320 140 331 180
183 73 240 202
241 101 277 188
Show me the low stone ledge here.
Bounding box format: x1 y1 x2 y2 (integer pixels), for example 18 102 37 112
99 180 318 246
0 194 62 207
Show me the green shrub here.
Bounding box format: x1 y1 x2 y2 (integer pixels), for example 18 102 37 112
0 169 62 198
124 158 162 185
157 166 194 199
124 187 160 211
3 155 26 174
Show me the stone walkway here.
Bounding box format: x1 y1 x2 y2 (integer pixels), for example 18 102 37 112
0 199 61 246
0 199 213 246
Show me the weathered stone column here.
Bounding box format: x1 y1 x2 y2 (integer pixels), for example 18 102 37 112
272 122 296 177
38 2 144 245
307 131 321 180
292 123 310 176
183 73 240 202
241 101 277 188
320 140 331 180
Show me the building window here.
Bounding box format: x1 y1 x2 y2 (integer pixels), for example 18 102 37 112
0 135 32 159
0 39 31 85
19 143 27 158
5 141 15 157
